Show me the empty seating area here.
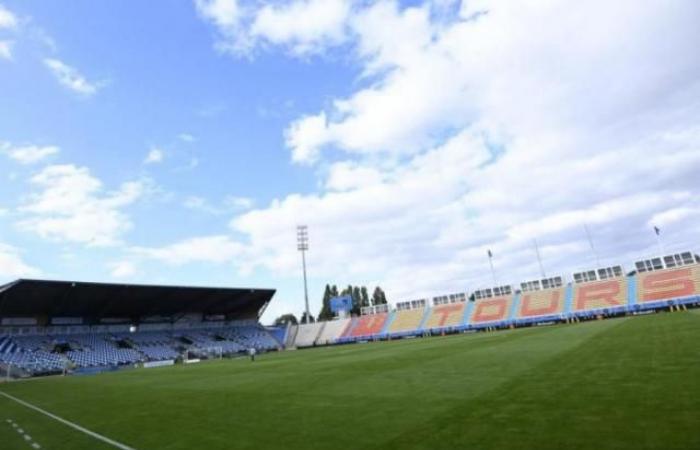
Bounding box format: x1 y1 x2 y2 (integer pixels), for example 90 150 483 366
517 288 566 318
224 325 279 350
315 318 350 345
0 323 282 375
345 313 388 338
139 345 180 361
636 264 700 304
470 296 514 325
0 351 66 375
423 303 466 330
294 322 324 347
387 308 425 334
572 278 627 313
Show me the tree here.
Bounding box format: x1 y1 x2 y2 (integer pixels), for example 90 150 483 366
300 311 315 324
352 286 362 311
318 284 334 321
273 314 298 326
372 286 388 306
360 286 370 309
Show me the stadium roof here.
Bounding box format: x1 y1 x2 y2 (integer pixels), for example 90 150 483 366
0 279 275 323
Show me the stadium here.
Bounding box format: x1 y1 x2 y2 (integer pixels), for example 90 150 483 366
3 1 700 449
1 250 700 449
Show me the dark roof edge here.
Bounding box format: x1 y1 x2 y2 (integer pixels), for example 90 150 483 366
10 278 276 294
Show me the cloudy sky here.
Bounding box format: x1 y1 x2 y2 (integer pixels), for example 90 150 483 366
1 0 699 322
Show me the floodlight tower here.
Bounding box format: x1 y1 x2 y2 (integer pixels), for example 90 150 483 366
297 225 311 324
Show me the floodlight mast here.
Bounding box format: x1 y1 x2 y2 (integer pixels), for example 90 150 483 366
297 225 311 324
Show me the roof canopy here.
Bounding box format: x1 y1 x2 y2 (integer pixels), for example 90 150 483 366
0 279 275 323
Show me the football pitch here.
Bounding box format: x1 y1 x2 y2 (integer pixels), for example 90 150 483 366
1 311 699 450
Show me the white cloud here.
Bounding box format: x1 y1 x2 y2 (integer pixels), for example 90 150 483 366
219 0 700 319
648 207 700 229
0 243 40 279
285 112 329 164
224 195 253 210
325 161 383 191
251 0 351 55
195 0 352 57
17 164 148 246
178 133 196 143
132 235 244 265
194 0 250 54
0 4 17 29
144 147 165 164
184 195 253 215
2 143 59 164
0 40 12 60
109 260 137 278
43 58 104 96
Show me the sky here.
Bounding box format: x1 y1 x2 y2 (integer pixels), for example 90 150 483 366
1 0 699 324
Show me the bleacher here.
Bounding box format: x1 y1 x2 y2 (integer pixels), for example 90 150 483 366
423 304 465 330
513 277 566 322
635 253 700 307
0 323 284 376
387 308 425 335
314 318 351 345
294 322 324 347
343 313 388 338
3 250 700 376
0 351 66 374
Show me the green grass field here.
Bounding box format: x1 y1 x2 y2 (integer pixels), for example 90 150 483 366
2 311 700 450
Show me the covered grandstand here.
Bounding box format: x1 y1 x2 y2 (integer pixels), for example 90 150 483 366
0 279 281 378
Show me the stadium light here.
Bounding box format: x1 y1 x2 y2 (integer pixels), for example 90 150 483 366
296 225 311 324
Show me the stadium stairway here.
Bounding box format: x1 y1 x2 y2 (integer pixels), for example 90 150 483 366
380 310 396 335
286 325 299 348
417 307 431 331
0 336 18 353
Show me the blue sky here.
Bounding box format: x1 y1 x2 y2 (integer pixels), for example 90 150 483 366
1 0 699 323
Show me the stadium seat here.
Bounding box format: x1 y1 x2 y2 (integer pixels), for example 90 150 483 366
387 308 426 334
294 322 324 347
422 303 466 330
469 296 514 326
315 319 351 345
636 265 700 304
516 288 566 319
347 313 388 338
572 278 627 313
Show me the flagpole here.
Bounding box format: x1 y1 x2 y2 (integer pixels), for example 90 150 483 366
583 224 601 268
534 239 546 278
487 250 497 286
654 226 665 256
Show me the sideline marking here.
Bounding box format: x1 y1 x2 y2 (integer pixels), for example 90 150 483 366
0 391 136 450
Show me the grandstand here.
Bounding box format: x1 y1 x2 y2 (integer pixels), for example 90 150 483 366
3 250 700 376
289 250 700 346
0 279 280 378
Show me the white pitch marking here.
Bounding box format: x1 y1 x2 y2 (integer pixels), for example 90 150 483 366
0 390 136 450
24 434 32 441
18 427 24 433
32 443 41 449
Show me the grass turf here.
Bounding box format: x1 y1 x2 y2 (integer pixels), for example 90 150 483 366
1 311 699 450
